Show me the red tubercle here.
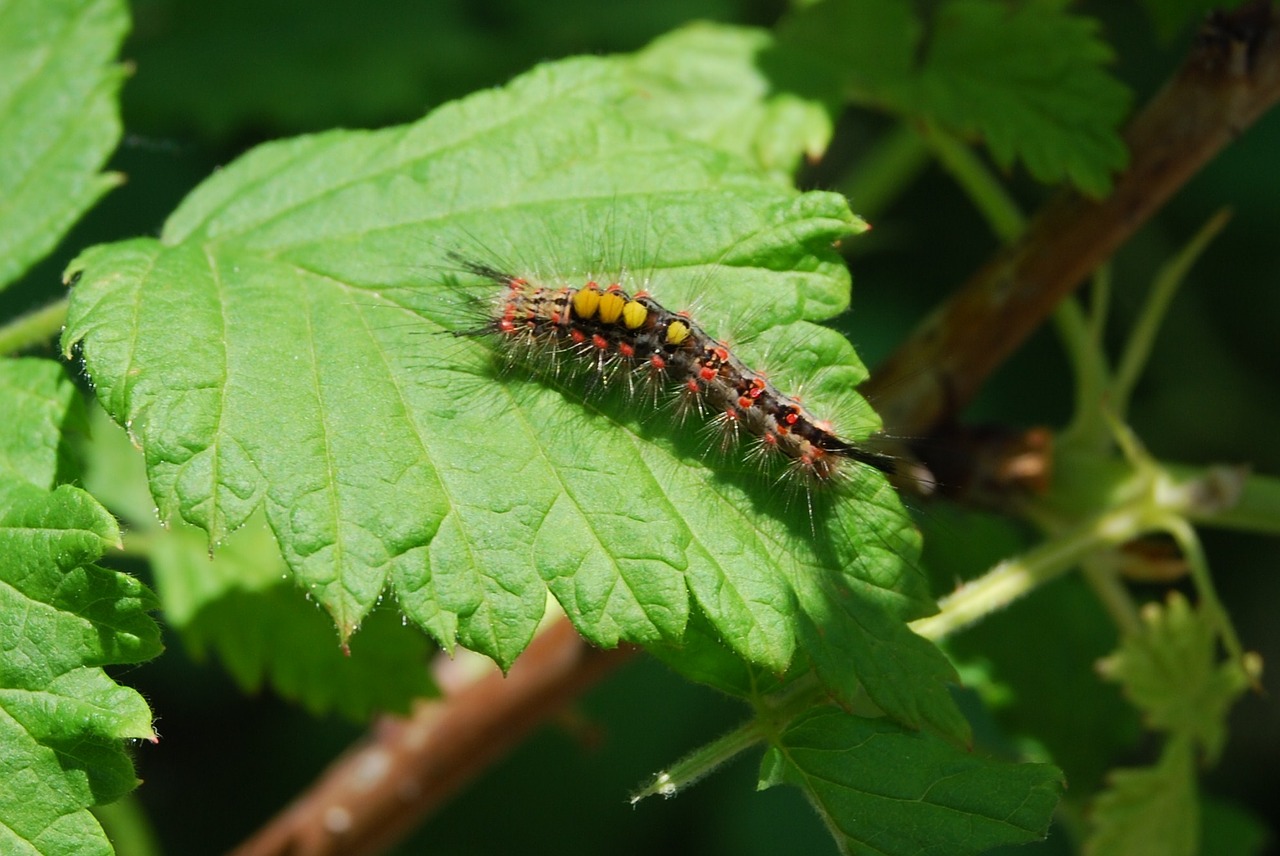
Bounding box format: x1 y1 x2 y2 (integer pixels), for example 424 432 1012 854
699 366 717 382
619 341 636 358
591 333 609 350
570 329 587 344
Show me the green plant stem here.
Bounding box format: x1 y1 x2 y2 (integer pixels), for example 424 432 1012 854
920 122 1025 241
628 679 827 804
1164 514 1244 662
911 512 1115 640
1176 465 1280 535
1080 556 1142 636
0 296 69 355
1110 208 1232 419
840 122 933 219
913 450 1264 643
629 718 770 803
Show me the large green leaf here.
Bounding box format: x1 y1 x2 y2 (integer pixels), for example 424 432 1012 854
0 0 126 291
0 358 160 856
760 708 1064 856
63 37 965 739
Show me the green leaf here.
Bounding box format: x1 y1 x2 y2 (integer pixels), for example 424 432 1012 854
1086 737 1198 856
759 708 1064 855
946 571 1140 792
777 0 1131 194
151 513 437 719
647 608 793 699
1097 592 1251 761
0 480 160 856
78 406 436 719
0 357 160 855
774 0 919 103
0 0 126 291
62 43 965 738
913 0 1130 195
625 23 834 178
0 358 87 488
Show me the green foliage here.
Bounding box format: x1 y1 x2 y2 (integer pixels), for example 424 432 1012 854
1085 594 1257 855
1086 737 1199 856
776 0 1130 194
760 709 1063 855
79 408 437 719
1098 593 1252 762
0 359 161 856
0 0 125 291
0 2 1275 854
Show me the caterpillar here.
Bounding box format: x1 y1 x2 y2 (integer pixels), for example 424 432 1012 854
448 252 898 490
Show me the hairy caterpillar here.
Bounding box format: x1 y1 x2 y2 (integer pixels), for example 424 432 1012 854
449 253 898 492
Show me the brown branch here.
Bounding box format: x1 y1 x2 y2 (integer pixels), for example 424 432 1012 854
229 619 636 856
863 1 1280 441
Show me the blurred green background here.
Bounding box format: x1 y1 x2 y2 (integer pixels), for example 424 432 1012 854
7 1 1277 853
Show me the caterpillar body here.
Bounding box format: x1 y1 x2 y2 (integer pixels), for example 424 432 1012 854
450 253 897 489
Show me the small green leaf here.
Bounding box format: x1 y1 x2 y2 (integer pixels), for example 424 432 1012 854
913 0 1130 195
1086 737 1198 856
760 708 1064 855
63 39 965 738
0 477 160 856
0 0 127 290
1097 592 1251 761
777 0 1131 194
